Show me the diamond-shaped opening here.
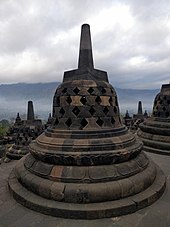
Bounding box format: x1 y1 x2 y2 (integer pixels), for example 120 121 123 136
88 87 94 94
73 87 80 95
160 100 163 104
59 107 65 116
101 87 106 94
109 97 113 106
65 118 72 127
154 100 157 106
166 112 169 117
167 100 170 105
103 106 109 115
66 96 72 104
163 107 166 111
54 118 59 125
80 96 87 105
95 96 101 105
111 117 115 125
113 106 117 114
89 106 96 116
72 106 80 116
96 117 104 127
53 108 56 116
80 118 88 128
62 88 67 93
56 97 60 106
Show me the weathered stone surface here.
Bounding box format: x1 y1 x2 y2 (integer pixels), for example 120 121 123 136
8 164 166 219
138 83 170 155
8 24 166 219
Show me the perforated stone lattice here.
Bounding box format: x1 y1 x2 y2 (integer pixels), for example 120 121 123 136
53 83 122 130
153 94 170 118
72 106 80 116
73 87 80 95
89 106 96 116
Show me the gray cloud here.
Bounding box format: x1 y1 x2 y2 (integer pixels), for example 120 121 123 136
0 0 170 88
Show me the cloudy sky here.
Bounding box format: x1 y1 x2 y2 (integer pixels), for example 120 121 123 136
0 0 170 89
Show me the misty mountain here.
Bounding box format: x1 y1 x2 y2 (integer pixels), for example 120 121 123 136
116 87 159 115
0 82 59 120
0 82 159 120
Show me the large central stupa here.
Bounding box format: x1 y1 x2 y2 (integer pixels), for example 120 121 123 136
9 24 166 219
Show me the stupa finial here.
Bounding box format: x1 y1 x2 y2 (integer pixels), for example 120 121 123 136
27 100 35 121
137 101 143 115
78 24 94 69
63 23 108 82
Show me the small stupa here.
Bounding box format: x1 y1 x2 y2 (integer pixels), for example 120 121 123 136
138 83 170 155
133 101 144 120
132 101 149 131
45 113 53 129
15 112 22 125
6 101 43 160
9 24 166 219
123 110 132 128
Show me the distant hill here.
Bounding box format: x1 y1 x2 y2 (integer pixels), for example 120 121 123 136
116 87 159 115
0 82 159 120
0 82 59 120
0 82 59 100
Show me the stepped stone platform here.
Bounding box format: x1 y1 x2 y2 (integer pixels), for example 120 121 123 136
7 24 166 220
138 84 170 155
0 152 169 226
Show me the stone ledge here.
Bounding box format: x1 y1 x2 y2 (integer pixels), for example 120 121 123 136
143 145 170 156
6 152 25 160
8 165 166 219
23 152 149 183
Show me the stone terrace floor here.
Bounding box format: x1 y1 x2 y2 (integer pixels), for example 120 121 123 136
0 152 170 227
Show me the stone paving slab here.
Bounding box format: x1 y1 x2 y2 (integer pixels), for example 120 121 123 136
0 152 169 227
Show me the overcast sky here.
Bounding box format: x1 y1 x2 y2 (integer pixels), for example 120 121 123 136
0 0 170 89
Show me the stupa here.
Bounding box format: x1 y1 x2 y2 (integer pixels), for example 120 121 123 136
123 110 132 128
6 101 43 160
138 83 170 155
5 113 22 141
45 113 53 129
133 101 144 120
9 24 166 219
131 101 149 131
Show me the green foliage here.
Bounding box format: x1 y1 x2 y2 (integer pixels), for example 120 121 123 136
0 127 6 138
0 119 10 138
0 119 10 127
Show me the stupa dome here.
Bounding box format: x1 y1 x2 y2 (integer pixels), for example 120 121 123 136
138 83 170 155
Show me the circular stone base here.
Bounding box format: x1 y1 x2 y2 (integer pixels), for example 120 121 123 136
138 120 170 156
142 144 170 156
8 165 166 219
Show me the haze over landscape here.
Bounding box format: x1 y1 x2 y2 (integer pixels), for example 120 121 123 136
0 82 158 120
